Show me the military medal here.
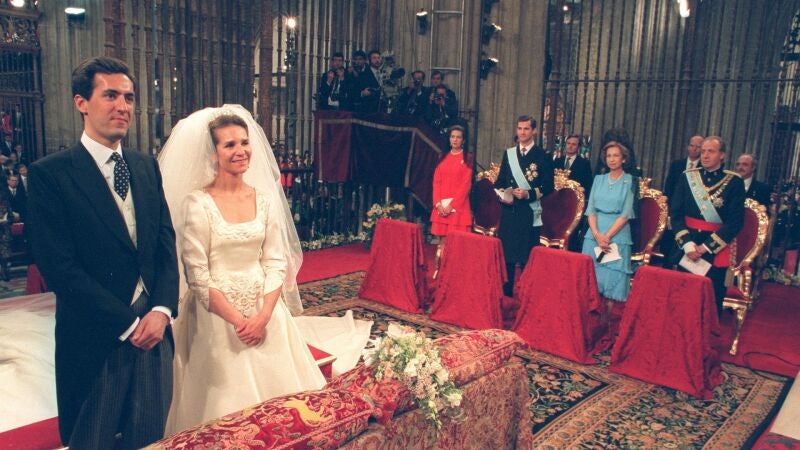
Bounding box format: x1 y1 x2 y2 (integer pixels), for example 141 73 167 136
525 163 538 182
712 197 723 207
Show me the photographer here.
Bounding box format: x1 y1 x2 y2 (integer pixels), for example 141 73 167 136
424 84 455 134
318 67 348 111
354 50 383 113
397 70 429 117
344 50 368 112
430 70 459 117
317 52 347 110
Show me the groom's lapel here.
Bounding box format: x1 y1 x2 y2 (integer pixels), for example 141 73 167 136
126 149 155 256
69 144 136 253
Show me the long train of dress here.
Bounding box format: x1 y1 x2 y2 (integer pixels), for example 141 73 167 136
0 293 371 435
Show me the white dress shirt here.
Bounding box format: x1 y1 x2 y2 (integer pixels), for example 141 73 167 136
743 176 752 192
81 133 171 340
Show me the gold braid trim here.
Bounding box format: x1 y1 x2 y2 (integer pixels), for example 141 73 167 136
709 233 727 253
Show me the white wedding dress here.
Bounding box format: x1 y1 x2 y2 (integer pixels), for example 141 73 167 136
165 189 327 435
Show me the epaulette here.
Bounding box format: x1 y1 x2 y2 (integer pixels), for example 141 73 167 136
724 170 740 178
683 167 701 173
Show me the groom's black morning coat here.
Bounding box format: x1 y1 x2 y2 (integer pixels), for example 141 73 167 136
27 143 179 441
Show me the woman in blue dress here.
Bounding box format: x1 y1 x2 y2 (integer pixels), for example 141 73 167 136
582 141 636 310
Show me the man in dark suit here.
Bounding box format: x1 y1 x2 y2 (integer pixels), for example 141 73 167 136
661 134 704 262
556 134 593 195
669 136 744 313
556 134 592 251
354 50 382 113
0 135 12 158
27 56 178 449
316 52 345 110
664 134 704 200
343 50 367 112
735 153 772 213
7 173 25 221
495 116 555 296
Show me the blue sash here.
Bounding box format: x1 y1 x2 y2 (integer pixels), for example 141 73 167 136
685 170 722 224
507 147 543 227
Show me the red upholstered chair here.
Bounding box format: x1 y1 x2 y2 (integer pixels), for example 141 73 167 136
539 169 585 249
631 178 668 265
472 163 501 236
723 198 768 355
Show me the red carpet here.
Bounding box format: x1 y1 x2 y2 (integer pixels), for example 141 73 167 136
0 418 60 450
296 243 371 283
719 282 800 378
3 249 798 449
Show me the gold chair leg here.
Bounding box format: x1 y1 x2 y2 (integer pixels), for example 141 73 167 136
729 306 748 356
432 243 443 280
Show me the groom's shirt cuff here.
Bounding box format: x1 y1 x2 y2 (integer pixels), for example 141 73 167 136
119 317 140 341
151 306 173 324
118 307 173 341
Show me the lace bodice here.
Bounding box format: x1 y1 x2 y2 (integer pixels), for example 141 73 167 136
181 189 287 315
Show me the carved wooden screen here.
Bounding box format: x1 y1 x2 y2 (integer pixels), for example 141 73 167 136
103 0 258 154
0 1 44 161
544 0 800 189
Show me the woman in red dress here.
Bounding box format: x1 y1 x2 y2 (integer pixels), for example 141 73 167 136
430 125 473 245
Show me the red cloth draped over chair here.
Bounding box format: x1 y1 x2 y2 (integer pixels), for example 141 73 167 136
511 247 607 364
358 219 428 313
610 265 722 399
471 178 501 235
429 231 506 329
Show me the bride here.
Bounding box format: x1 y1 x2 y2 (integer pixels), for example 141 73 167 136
159 105 362 435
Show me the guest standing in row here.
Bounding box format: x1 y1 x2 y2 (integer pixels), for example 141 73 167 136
495 116 555 296
582 141 636 311
430 125 473 245
669 136 744 313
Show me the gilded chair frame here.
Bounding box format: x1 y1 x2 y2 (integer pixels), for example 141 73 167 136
472 163 501 237
539 169 585 249
723 198 769 356
631 177 668 265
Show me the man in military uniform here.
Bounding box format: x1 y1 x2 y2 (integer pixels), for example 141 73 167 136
495 115 555 296
669 136 745 313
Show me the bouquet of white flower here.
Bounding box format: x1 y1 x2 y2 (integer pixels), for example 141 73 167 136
363 323 463 430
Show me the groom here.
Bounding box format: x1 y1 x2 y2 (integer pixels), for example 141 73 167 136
27 56 178 449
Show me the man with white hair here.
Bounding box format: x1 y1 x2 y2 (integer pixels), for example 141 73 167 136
735 153 772 212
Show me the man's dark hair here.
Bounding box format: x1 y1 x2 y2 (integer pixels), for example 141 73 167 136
435 84 448 93
566 134 581 141
431 70 444 80
517 115 537 129
208 114 249 146
412 70 425 79
352 50 367 59
71 56 136 100
332 52 344 59
368 49 381 58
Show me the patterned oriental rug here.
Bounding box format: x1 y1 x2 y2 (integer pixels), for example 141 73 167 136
300 272 792 450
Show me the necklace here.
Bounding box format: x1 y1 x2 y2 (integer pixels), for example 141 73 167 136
450 149 463 155
607 172 624 187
